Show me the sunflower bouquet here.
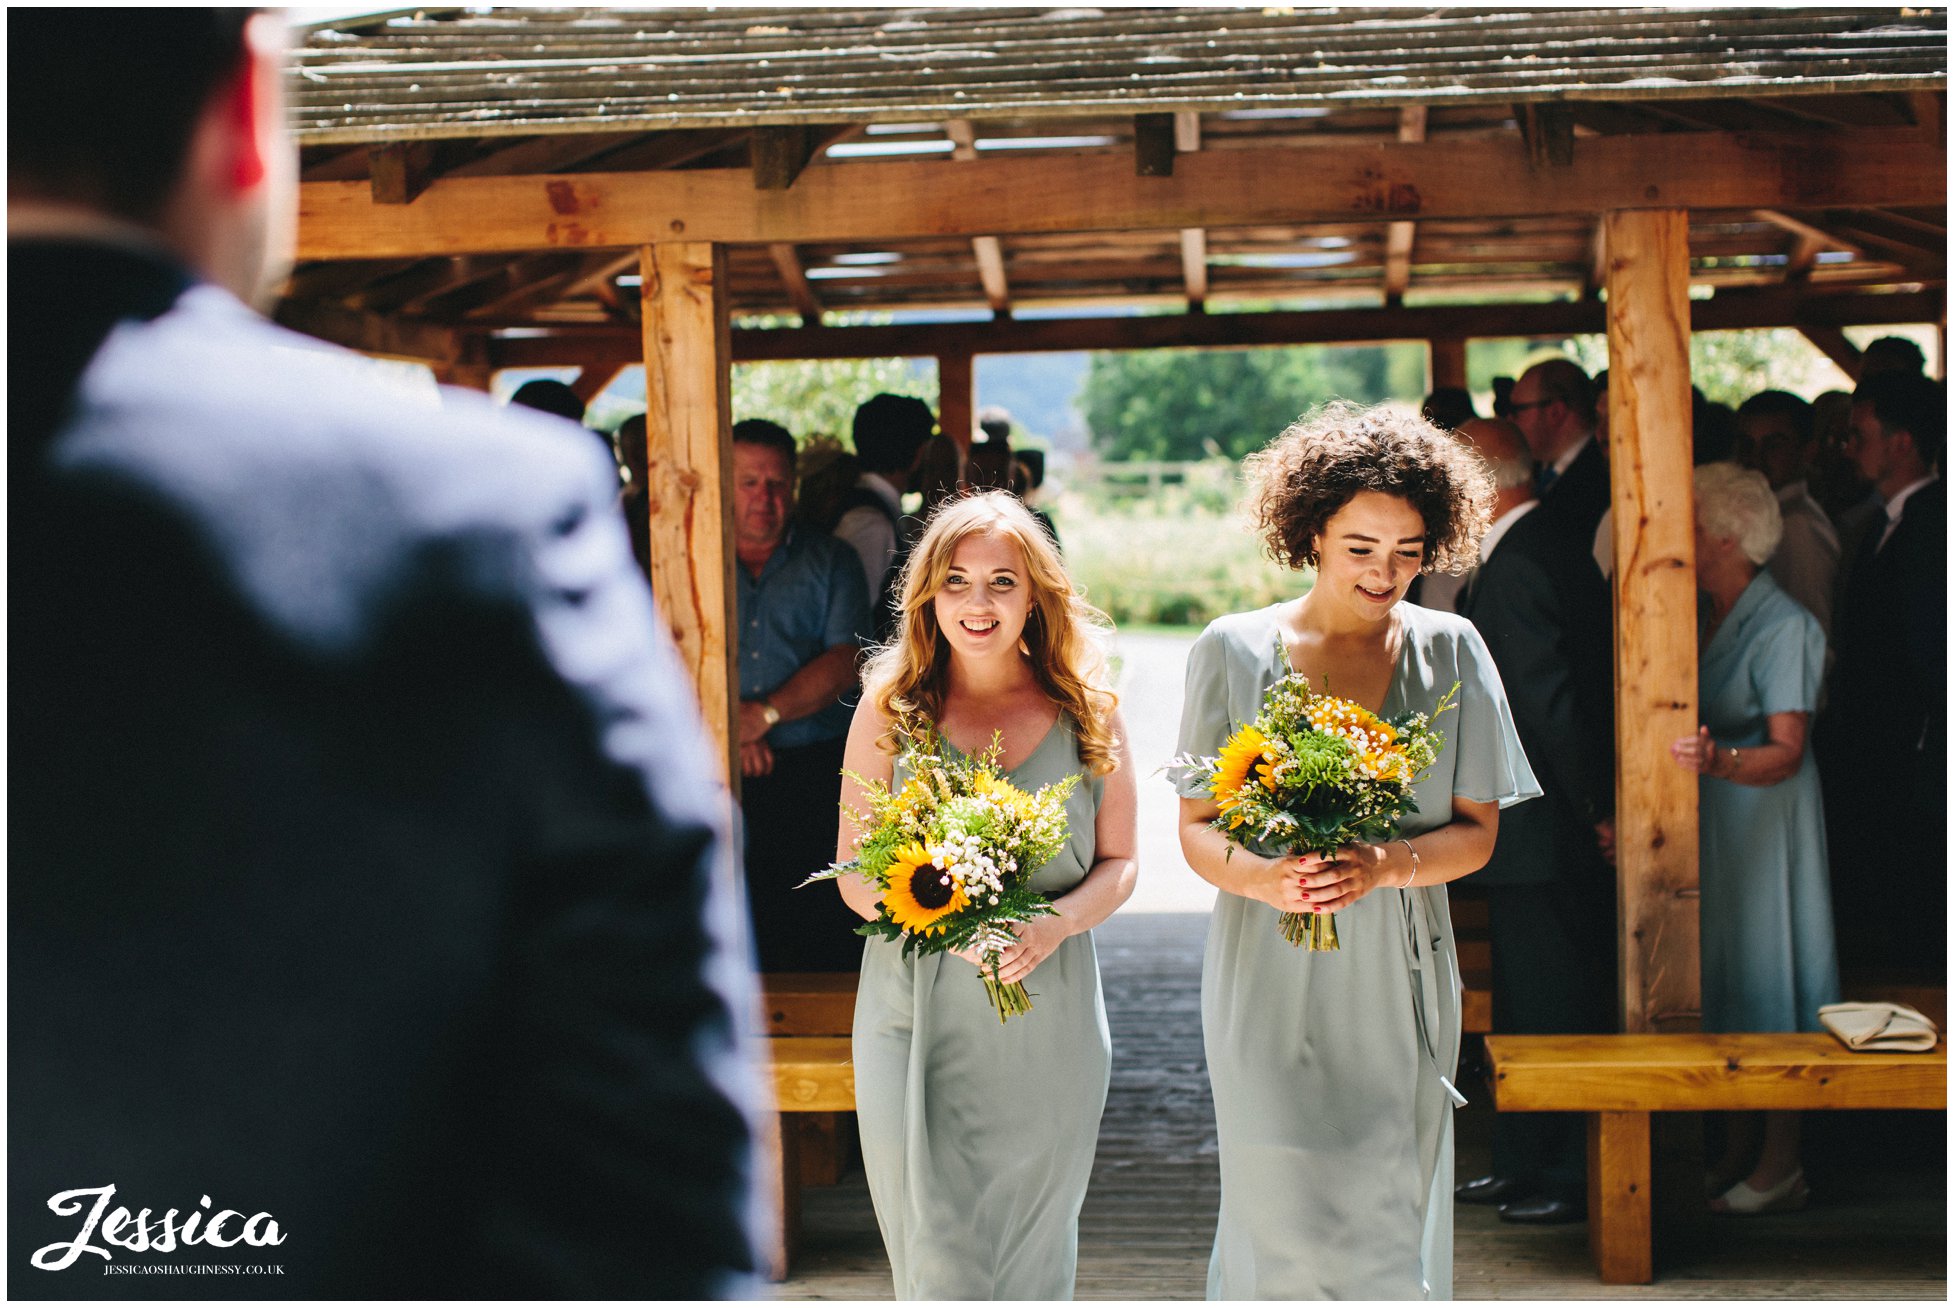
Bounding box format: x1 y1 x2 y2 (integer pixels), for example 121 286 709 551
1172 659 1458 950
804 726 1078 1022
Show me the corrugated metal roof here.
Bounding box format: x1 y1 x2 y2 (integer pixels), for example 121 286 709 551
290 6 1947 144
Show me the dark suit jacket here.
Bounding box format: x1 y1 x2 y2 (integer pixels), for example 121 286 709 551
1458 505 1616 886
1531 436 1610 549
1824 478 1946 810
10 241 760 1298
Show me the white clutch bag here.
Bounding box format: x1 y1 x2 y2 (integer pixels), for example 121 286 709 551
1817 1002 1941 1053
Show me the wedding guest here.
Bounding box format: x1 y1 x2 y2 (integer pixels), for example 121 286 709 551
1510 357 1607 544
1452 418 1616 1227
1669 462 1840 1214
1819 371 1945 975
1014 447 1064 553
900 431 967 547
1735 391 1841 641
1421 385 1479 431
835 492 1137 1299
10 9 758 1296
731 419 873 972
1173 404 1537 1298
509 376 588 424
1859 333 1927 379
835 392 935 618
615 413 652 581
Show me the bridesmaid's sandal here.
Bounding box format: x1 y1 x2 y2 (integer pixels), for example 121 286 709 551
1710 1169 1808 1215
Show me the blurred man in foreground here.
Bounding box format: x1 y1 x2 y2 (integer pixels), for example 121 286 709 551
10 9 759 1297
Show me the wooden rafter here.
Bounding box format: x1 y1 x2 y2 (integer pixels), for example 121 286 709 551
484 288 1941 369
768 243 824 324
1383 106 1428 303
471 252 638 320
1754 209 1863 258
1175 111 1207 311
274 301 460 363
1584 220 1609 297
1180 229 1209 311
752 125 817 191
944 119 978 162
972 237 1010 318
1135 113 1177 177
297 128 1942 258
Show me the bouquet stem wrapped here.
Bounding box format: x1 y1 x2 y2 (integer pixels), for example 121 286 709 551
803 727 1078 1022
1173 655 1458 952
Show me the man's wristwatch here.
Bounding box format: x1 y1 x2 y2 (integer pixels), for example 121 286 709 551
759 700 782 730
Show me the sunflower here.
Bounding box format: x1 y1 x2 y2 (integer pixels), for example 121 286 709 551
1213 725 1273 825
881 842 969 936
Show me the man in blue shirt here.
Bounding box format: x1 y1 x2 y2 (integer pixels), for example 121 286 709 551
733 419 874 971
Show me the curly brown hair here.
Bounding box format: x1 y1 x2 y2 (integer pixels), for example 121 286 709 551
1244 401 1497 575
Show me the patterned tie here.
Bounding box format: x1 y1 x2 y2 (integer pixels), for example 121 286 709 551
1535 462 1559 496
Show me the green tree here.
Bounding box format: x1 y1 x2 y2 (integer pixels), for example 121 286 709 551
732 356 934 446
1080 342 1425 461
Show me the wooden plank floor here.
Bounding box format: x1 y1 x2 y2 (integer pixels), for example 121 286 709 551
776 911 1945 1301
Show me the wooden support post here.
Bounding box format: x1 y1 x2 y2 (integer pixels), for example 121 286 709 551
639 242 738 783
1428 337 1467 393
1604 209 1701 1034
938 353 974 452
1588 1111 1653 1285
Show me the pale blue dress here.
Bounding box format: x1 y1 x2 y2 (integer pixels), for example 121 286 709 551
1174 603 1538 1300
852 715 1111 1299
1697 570 1841 1033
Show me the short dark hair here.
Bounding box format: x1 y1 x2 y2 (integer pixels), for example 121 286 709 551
1523 357 1596 422
10 9 254 224
1854 371 1946 466
509 379 586 425
732 417 797 464
1245 401 1496 575
1860 335 1927 378
1420 387 1478 431
852 394 935 474
1736 390 1814 443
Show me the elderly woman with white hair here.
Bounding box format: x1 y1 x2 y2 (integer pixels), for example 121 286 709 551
1670 461 1841 1217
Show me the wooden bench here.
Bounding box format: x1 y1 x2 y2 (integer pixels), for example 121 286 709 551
754 974 859 1281
1487 1032 1947 1285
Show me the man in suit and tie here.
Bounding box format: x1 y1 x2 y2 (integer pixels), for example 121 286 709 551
11 10 759 1296
1510 357 1610 547
1450 419 1618 1227
1820 371 1946 976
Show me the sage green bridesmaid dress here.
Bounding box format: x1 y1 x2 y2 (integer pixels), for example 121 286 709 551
1173 603 1538 1300
852 714 1110 1300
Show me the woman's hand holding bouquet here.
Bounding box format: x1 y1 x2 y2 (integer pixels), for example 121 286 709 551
804 725 1079 1021
1172 656 1458 950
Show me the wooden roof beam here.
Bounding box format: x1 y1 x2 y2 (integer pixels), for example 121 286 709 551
1799 325 1864 379
1517 102 1576 170
752 125 817 191
972 236 1011 318
1584 220 1609 298
1135 113 1176 177
483 287 1941 369
297 127 1944 258
944 119 978 161
768 243 824 325
274 301 461 363
1175 111 1207 312
1180 229 1209 312
370 141 449 205
1384 106 1429 304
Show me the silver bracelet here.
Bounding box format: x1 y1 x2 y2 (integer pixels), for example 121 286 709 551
1396 838 1420 889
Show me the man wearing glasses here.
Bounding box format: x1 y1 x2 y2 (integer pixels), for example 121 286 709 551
1510 357 1610 545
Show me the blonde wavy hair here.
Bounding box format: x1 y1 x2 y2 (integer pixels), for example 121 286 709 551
861 491 1121 777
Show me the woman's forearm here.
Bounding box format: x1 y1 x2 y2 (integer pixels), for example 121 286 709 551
1048 853 1137 937
1179 814 1282 900
1706 738 1802 787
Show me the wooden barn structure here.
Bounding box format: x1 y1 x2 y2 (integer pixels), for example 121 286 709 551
280 5 1946 1046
